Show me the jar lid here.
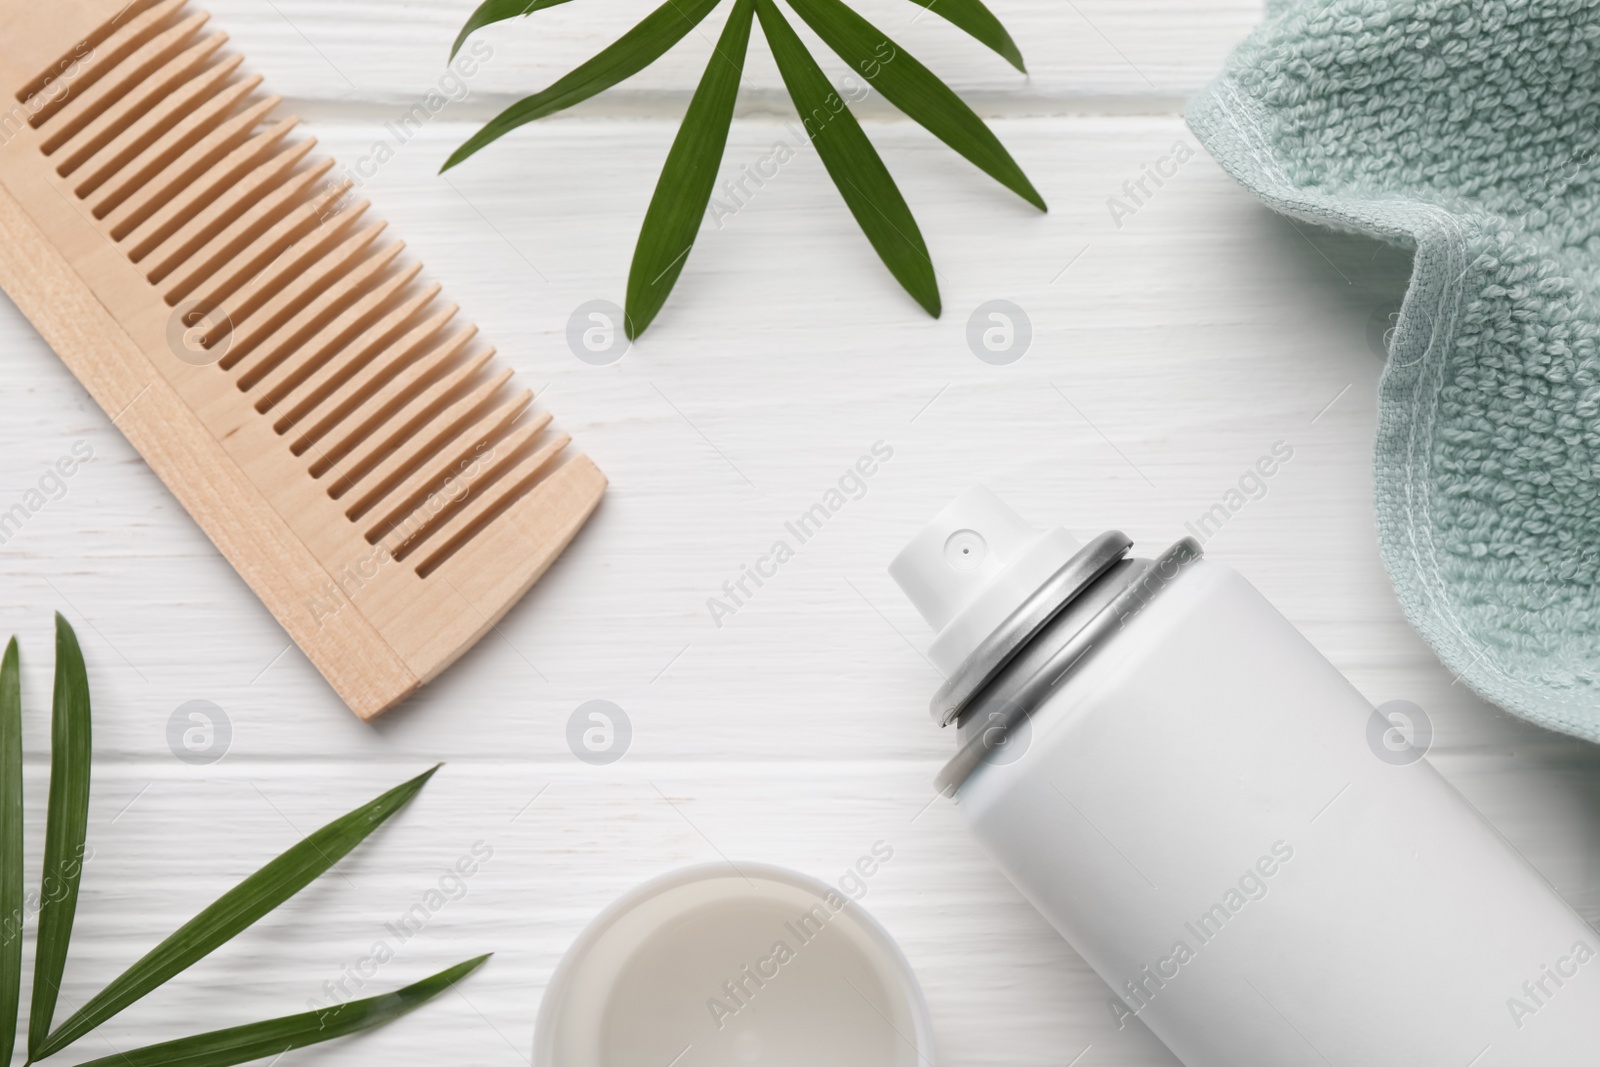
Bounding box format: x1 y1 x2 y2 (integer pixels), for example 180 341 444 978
535 863 936 1067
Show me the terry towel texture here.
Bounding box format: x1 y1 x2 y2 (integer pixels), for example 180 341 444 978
1188 0 1600 739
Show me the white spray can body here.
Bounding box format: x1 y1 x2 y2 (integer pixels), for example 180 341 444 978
891 488 1600 1066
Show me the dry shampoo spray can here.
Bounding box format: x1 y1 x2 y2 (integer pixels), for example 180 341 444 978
889 487 1600 1066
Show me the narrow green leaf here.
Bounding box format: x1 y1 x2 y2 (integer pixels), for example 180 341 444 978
65 955 490 1067
756 0 939 316
0 638 21 1067
26 615 90 1062
449 0 578 61
626 0 755 338
443 0 725 171
903 0 1025 72
785 0 1044 210
33 766 442 1061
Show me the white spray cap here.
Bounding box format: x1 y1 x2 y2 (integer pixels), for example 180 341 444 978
889 486 1081 676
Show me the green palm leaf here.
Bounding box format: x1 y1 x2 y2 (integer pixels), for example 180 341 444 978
786 0 1043 210
33 765 442 1061
450 0 579 61
626 0 755 338
756 0 939 315
904 0 1025 72
26 615 91 1062
443 0 726 171
65 955 491 1067
0 638 20 1067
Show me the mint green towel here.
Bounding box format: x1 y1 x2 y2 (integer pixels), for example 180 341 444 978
1188 0 1600 740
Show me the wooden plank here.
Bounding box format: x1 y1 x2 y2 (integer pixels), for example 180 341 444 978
0 111 1558 754
199 0 1263 102
7 85 1600 1067
4 758 1599 1066
0 114 1565 769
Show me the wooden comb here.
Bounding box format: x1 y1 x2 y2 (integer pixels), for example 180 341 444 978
0 0 606 718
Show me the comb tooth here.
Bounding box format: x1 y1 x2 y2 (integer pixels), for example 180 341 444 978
164 164 339 302
163 172 339 310
408 430 575 576
313 353 499 484
203 199 368 328
123 118 304 257
356 398 543 532
144 146 328 287
270 284 445 433
54 31 229 179
42 11 212 153
191 200 367 330
73 53 243 199
286 312 467 451
141 141 323 285
325 366 516 498
24 0 189 127
250 262 426 410
231 238 406 387
217 221 385 366
89 74 263 218
14 0 168 104
108 99 289 238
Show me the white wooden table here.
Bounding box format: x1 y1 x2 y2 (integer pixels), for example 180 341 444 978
5 1 1600 1064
